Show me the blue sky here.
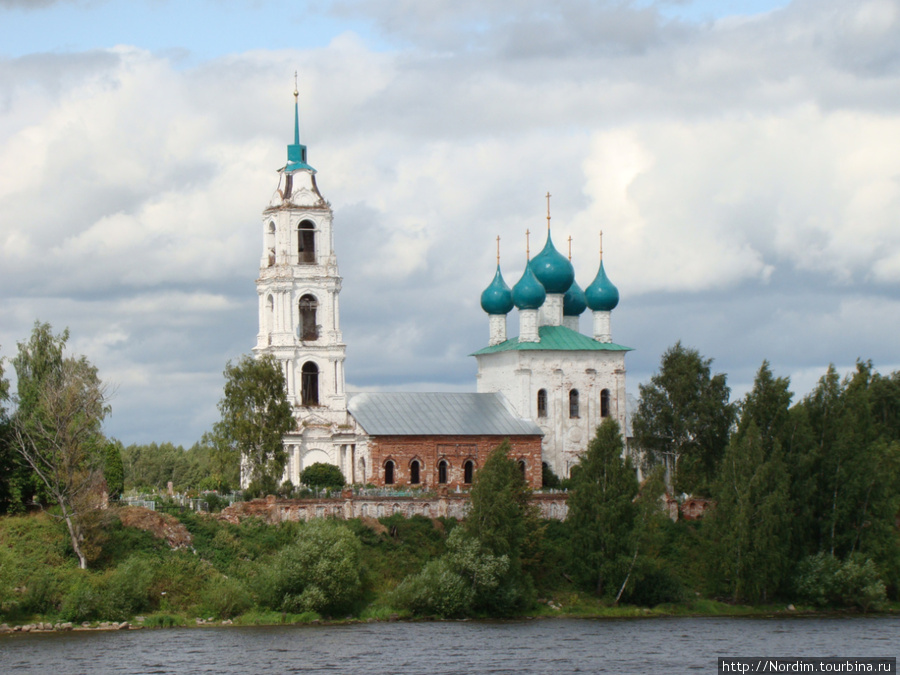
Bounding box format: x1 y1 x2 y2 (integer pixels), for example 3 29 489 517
1 0 899 447
1 0 789 60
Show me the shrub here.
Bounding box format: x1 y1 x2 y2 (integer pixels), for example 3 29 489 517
199 576 253 619
105 556 154 620
264 520 363 615
392 528 517 618
796 553 887 611
300 463 345 490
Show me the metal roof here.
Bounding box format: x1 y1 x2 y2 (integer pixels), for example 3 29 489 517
470 325 633 356
347 392 542 437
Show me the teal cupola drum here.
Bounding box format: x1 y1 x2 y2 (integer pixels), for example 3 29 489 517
512 263 547 310
563 279 587 316
530 232 575 294
481 266 515 315
585 260 619 311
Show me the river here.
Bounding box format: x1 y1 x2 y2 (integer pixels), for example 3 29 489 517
1 616 897 675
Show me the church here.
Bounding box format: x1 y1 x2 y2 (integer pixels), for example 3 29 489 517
251 89 631 490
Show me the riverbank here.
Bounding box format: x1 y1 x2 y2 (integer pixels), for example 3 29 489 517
1 509 896 630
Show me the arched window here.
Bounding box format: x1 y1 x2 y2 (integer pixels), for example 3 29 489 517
438 460 448 484
518 460 526 480
600 388 611 418
301 361 319 406
410 460 421 485
463 460 474 484
265 295 275 335
569 389 580 418
537 389 548 418
266 221 276 266
384 460 395 485
298 220 315 263
298 294 318 341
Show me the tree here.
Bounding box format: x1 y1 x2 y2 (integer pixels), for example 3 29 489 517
632 341 734 495
464 439 535 561
12 323 110 569
104 440 125 499
300 462 345 490
706 422 791 602
212 354 294 496
567 419 639 598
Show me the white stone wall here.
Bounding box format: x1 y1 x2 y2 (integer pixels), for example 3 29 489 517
475 348 626 478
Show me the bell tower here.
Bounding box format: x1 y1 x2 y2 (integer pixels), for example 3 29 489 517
254 81 350 439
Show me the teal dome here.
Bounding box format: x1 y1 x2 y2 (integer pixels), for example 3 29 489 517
585 261 619 311
563 280 587 316
512 263 546 310
530 232 575 294
480 265 515 315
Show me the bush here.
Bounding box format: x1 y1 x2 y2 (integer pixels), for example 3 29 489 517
796 553 887 611
392 528 518 618
105 556 154 620
199 576 253 619
618 557 685 607
300 463 345 490
263 520 363 616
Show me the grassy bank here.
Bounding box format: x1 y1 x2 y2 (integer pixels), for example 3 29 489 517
0 509 895 629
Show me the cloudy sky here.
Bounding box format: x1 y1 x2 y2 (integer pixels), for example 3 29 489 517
2 0 899 447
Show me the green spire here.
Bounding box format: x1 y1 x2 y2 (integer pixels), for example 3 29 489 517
285 74 315 173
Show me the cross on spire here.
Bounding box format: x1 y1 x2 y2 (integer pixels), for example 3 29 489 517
526 229 531 260
545 192 552 230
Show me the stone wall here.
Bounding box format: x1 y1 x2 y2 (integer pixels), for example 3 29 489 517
218 491 569 524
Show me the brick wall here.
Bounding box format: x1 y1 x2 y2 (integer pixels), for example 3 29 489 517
366 434 543 490
218 491 569 524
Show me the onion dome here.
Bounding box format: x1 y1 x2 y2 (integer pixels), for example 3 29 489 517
530 232 575 294
512 263 546 310
585 261 619 311
563 279 587 316
480 266 515 315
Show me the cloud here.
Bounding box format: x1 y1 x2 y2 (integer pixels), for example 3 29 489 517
1 0 899 446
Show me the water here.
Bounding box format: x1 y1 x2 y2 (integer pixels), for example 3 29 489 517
0 616 897 675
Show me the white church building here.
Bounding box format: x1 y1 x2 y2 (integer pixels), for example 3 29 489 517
250 90 631 488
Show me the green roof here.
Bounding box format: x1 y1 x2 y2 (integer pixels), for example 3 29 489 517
470 325 633 356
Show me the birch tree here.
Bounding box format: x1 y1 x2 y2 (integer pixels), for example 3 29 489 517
13 323 110 569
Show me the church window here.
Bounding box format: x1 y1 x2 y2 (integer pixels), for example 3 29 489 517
537 389 547 418
298 220 315 263
265 295 275 335
569 389 580 418
463 460 474 484
266 221 276 266
410 460 421 485
299 294 318 341
384 460 395 485
600 389 611 418
438 460 448 484
301 361 319 406
518 460 526 480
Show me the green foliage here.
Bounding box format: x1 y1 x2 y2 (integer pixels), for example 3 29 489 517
122 439 237 494
300 462 346 489
541 463 561 489
12 322 111 569
567 419 639 597
392 527 514 618
705 363 793 603
464 439 535 561
104 440 125 499
199 575 253 619
795 553 887 612
633 341 735 495
213 354 294 493
263 519 364 616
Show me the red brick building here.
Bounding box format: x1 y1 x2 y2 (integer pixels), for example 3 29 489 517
348 392 543 490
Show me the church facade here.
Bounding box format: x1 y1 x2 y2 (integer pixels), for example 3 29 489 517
250 91 630 490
